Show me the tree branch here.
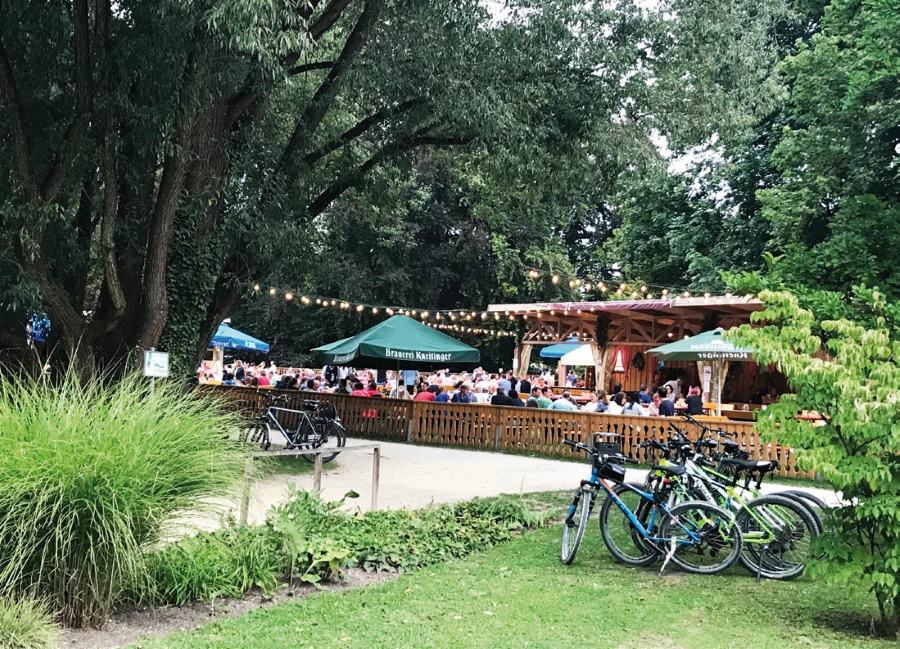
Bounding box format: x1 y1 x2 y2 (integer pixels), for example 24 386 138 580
277 0 381 186
302 97 424 167
91 0 126 332
305 129 471 217
281 0 352 69
289 60 335 75
309 0 354 40
0 33 40 203
39 0 93 203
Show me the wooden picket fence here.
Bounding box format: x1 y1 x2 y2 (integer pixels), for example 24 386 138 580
200 385 815 480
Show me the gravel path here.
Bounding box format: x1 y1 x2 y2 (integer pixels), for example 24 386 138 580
241 439 841 523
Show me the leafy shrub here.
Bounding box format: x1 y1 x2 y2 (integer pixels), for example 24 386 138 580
142 523 282 606
270 486 543 574
0 372 251 627
144 488 543 605
732 290 900 635
0 597 59 649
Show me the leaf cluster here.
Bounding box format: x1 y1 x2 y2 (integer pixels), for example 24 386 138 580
729 289 900 631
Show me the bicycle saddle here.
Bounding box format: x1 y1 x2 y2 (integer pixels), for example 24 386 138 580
719 458 778 474
651 464 687 477
720 439 740 454
302 400 319 409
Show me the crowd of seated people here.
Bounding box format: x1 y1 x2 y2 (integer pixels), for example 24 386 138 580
200 359 765 417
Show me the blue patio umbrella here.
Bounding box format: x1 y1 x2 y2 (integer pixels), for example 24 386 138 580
539 339 583 359
211 323 270 352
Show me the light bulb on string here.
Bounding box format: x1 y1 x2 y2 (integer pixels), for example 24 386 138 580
269 288 276 295
253 284 260 291
551 275 559 284
285 292 293 301
356 304 364 312
372 307 378 314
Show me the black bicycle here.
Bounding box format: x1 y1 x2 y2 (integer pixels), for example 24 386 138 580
242 393 346 462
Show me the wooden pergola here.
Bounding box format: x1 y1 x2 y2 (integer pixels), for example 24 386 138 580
487 295 764 397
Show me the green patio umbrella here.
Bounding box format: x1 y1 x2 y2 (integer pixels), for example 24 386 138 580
649 328 755 415
311 315 481 370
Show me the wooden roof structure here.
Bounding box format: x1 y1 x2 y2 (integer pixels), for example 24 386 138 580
487 296 763 346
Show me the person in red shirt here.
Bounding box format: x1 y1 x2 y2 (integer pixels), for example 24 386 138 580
414 385 438 401
350 381 370 397
366 379 382 397
257 371 271 387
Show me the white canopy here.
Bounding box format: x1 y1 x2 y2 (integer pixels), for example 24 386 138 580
559 344 595 366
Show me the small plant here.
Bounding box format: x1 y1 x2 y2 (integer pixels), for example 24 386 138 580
142 523 282 606
0 597 60 649
0 371 252 627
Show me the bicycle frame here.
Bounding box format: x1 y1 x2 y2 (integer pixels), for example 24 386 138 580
264 405 316 445
581 467 709 547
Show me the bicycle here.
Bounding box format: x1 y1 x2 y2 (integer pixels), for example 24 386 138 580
637 422 820 580
242 392 346 462
561 438 743 576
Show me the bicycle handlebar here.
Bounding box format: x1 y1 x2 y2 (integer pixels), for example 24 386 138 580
680 413 736 438
563 438 637 464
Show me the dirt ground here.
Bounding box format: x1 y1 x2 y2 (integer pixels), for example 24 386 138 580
62 569 397 649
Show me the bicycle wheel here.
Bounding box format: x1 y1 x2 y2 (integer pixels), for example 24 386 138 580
561 485 594 565
245 422 271 450
736 494 817 580
773 491 823 535
778 490 827 531
299 418 346 463
599 483 658 567
659 500 742 575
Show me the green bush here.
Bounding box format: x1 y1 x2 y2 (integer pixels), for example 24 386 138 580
0 597 59 649
143 523 282 606
143 488 544 606
0 372 251 627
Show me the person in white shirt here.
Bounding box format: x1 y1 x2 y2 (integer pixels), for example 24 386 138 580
607 392 627 415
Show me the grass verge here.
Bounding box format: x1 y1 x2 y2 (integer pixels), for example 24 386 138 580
132 519 887 649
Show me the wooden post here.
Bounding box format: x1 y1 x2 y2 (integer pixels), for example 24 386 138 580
314 453 323 492
239 456 253 525
371 446 381 511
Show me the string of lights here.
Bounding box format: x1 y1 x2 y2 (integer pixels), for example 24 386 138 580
251 270 752 337
250 285 520 337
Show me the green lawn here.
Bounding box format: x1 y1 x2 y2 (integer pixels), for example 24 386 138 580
136 521 887 649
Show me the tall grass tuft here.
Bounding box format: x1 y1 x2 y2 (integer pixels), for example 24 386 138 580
0 371 251 628
0 596 60 649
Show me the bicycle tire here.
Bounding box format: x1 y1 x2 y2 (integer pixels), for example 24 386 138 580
299 418 346 463
659 500 742 575
561 485 593 565
773 491 824 535
599 483 658 567
736 494 817 580
247 422 271 450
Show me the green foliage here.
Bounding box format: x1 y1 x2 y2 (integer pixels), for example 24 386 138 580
0 371 251 627
730 290 900 634
0 0 794 378
143 523 282 607
0 597 59 649
760 0 900 299
142 487 545 607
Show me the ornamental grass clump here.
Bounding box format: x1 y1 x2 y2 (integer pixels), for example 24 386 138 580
0 371 251 628
0 596 59 649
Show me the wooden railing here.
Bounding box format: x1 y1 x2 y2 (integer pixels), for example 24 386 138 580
200 386 814 480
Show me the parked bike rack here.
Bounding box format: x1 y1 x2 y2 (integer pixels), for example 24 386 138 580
239 443 382 524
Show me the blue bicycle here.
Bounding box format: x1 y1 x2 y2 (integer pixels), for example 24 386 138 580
561 439 743 575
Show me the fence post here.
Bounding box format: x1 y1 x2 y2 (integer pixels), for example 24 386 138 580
313 453 323 492
371 446 381 511
239 456 253 525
